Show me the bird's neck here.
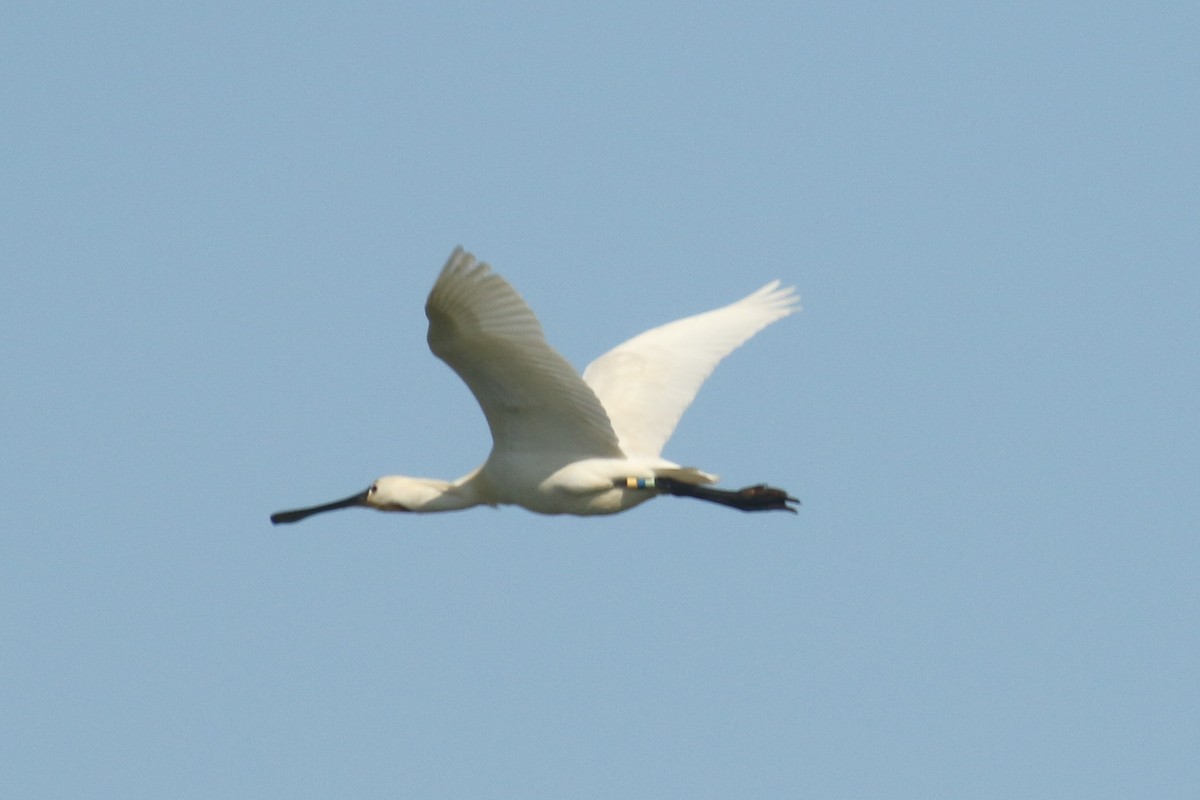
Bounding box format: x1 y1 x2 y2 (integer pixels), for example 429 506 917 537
411 469 492 513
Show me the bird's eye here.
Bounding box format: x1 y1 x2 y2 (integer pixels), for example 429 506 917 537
369 483 377 494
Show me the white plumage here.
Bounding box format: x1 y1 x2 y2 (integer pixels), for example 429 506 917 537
271 247 800 523
582 278 797 460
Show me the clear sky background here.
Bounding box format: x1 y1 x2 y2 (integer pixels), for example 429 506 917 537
3 3 1197 798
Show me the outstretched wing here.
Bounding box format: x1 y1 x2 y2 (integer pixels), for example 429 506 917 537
582 281 799 458
425 248 624 461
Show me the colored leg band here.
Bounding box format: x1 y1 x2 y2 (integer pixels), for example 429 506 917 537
625 477 656 490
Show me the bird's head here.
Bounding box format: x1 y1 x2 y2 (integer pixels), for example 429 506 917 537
364 475 450 512
270 475 431 524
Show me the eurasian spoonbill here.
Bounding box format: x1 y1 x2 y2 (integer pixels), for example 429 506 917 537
271 247 800 523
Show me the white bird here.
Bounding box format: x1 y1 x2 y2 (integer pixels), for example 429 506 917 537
271 247 800 524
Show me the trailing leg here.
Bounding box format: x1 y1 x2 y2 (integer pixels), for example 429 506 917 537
617 477 799 513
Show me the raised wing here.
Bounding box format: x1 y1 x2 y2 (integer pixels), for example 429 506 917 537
582 281 799 458
425 248 624 462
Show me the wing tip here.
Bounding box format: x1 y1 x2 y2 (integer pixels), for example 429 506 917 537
429 246 497 315
439 245 485 280
744 279 802 316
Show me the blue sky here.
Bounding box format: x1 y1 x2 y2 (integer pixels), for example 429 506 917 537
3 3 1197 797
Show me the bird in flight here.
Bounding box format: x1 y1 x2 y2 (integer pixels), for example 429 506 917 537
271 247 800 524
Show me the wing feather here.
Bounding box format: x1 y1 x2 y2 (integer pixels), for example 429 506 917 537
582 281 799 457
425 248 623 461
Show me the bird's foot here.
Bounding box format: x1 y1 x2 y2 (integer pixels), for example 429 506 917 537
728 483 800 513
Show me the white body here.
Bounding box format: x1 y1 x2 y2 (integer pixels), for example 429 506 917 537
273 247 799 522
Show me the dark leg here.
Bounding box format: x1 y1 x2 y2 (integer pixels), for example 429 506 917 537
619 477 799 513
